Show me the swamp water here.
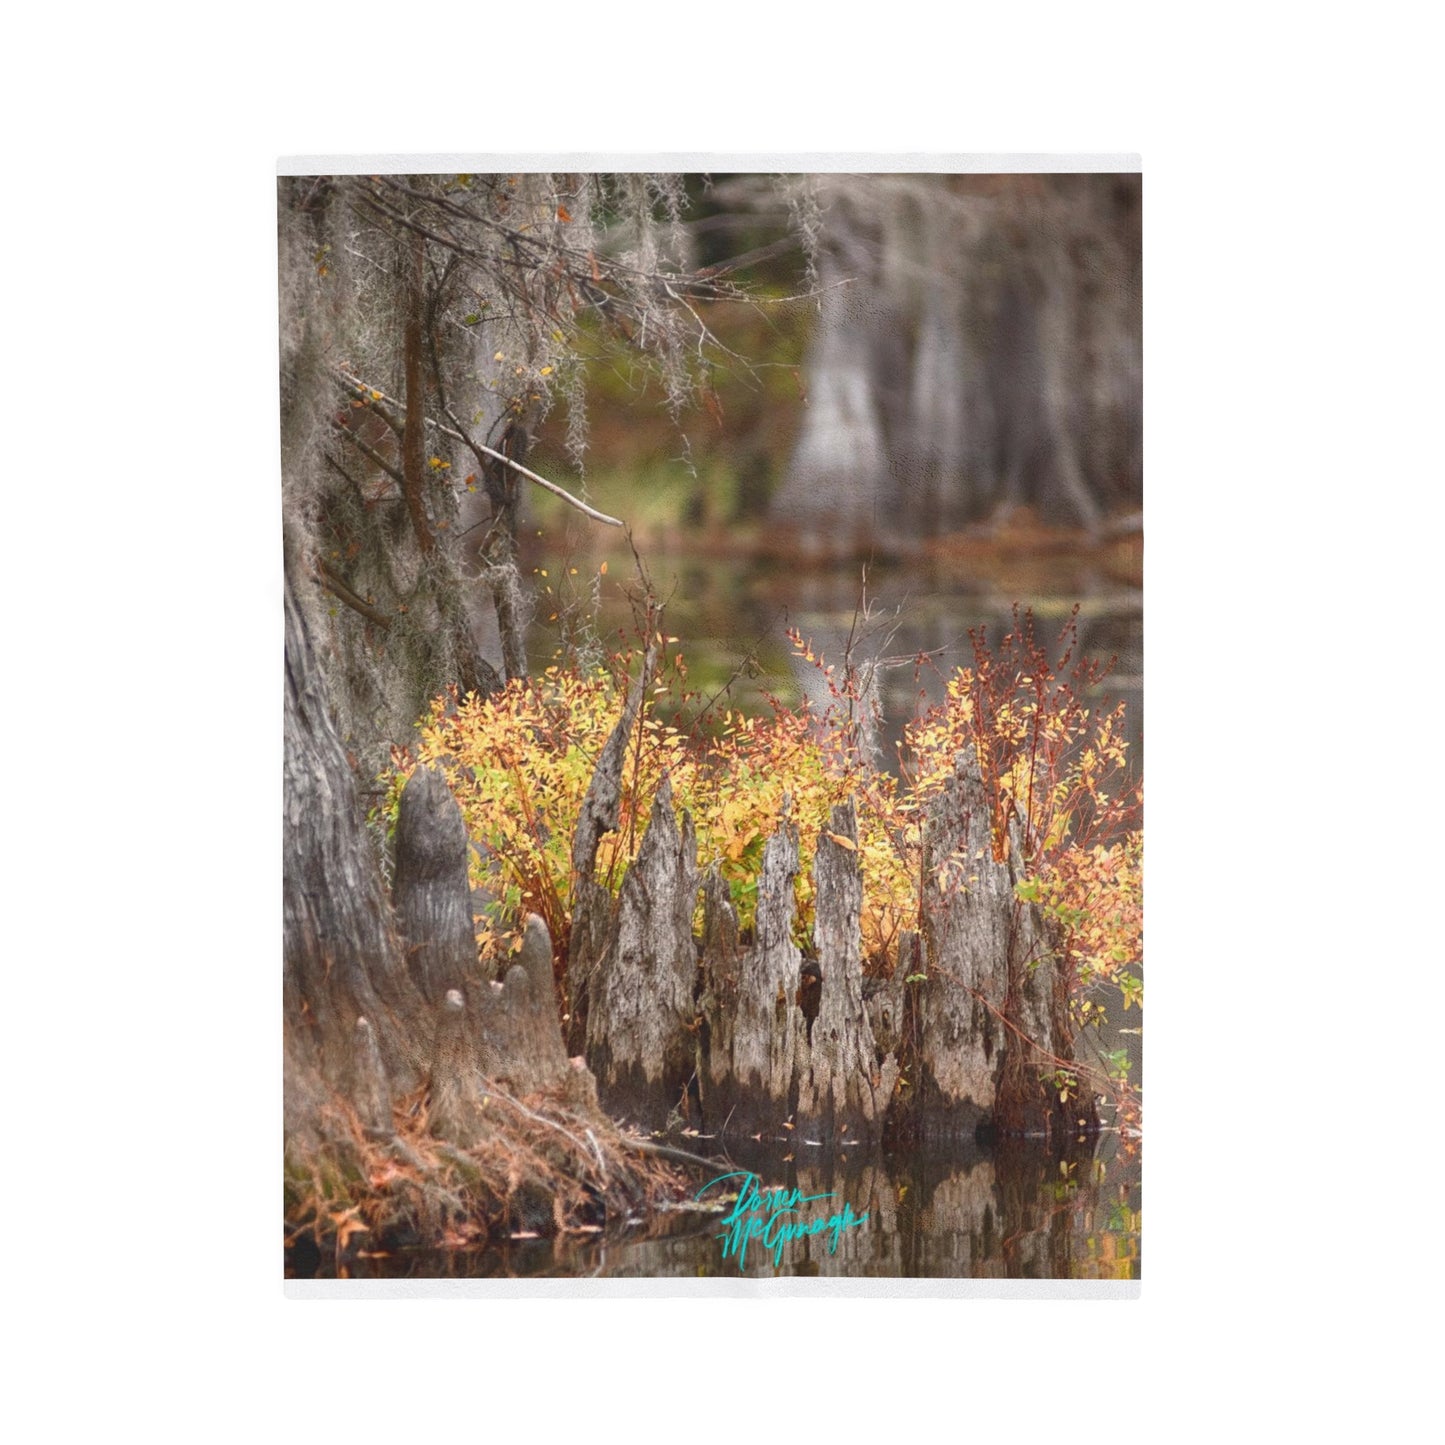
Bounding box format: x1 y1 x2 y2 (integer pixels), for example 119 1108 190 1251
520 538 1143 769
290 1133 1140 1281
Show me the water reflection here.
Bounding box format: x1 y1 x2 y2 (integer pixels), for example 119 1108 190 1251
523 539 1143 770
290 1133 1140 1282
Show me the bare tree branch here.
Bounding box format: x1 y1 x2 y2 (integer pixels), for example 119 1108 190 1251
332 421 405 488
445 406 625 528
314 560 392 632
332 370 404 438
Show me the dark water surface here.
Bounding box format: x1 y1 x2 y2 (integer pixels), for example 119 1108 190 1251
521 538 1143 770
292 1133 1140 1282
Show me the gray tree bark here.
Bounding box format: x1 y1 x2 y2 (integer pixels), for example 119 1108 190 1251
565 640 658 1055
475 915 571 1096
895 747 1094 1141
794 800 894 1140
584 778 700 1131
283 565 426 1104
393 765 477 1003
570 756 1093 1144
697 821 807 1140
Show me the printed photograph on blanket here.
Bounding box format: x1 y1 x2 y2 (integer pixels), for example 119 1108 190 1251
279 165 1142 1285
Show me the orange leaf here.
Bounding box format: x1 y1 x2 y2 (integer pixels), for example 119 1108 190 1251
556 205 573 223
825 830 857 851
329 1206 369 1250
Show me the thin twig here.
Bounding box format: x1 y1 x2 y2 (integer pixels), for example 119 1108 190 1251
583 1126 608 1183
442 403 625 528
332 370 404 437
314 560 392 632
480 1083 597 1168
332 421 405 488
616 1135 726 1172
467 434 624 528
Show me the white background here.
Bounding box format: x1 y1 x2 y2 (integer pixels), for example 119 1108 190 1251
5 2 1438 1437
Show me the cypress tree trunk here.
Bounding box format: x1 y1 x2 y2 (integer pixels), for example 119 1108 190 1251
283 565 427 1097
584 779 700 1132
794 800 893 1139
772 174 1141 546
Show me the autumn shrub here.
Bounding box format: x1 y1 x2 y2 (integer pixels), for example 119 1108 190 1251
378 610 1141 1052
377 635 915 964
898 606 1143 1038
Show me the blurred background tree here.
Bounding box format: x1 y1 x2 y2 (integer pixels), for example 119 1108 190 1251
771 174 1141 544
530 173 1140 546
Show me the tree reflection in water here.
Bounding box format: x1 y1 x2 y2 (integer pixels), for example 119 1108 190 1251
292 1132 1140 1281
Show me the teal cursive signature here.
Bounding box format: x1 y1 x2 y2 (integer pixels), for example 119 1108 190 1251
695 1170 869 1270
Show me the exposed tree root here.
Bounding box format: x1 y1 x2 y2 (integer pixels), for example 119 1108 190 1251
283 1071 689 1269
